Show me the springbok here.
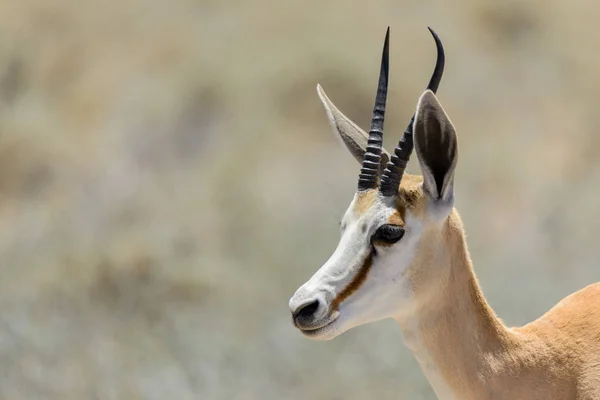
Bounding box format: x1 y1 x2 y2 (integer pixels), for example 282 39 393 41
289 27 600 399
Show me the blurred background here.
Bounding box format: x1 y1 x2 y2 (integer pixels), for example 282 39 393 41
0 0 599 399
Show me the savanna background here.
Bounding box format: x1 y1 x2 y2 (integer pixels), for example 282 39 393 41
0 0 599 399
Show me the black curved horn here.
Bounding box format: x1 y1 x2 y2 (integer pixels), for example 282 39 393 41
357 27 390 191
379 27 445 197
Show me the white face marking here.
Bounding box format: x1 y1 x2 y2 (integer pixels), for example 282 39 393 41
289 192 424 340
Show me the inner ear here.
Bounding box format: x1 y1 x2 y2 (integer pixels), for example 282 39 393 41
418 114 455 196
414 90 458 201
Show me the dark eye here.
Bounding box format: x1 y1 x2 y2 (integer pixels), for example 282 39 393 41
372 224 405 245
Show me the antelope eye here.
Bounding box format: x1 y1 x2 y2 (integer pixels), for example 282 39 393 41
373 224 405 245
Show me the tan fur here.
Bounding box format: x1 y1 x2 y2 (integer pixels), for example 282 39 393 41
353 189 379 215
385 175 423 236
387 211 404 226
395 177 600 400
396 174 426 215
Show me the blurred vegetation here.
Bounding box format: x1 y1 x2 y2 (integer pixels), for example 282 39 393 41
0 0 599 399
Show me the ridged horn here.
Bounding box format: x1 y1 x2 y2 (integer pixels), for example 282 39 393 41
379 27 445 197
357 27 390 191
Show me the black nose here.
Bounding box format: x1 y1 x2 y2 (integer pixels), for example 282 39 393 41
293 299 320 320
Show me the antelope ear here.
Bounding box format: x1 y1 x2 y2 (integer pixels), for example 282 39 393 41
414 90 458 205
317 84 390 172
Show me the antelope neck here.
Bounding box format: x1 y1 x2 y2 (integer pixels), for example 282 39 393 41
395 214 517 400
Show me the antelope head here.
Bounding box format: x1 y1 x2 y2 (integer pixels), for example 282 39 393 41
289 28 459 340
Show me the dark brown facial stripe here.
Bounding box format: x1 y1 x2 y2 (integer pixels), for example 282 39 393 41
330 251 374 312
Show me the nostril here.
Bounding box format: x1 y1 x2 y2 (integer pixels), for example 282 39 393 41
294 299 320 319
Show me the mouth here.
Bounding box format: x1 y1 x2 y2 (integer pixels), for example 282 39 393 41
294 312 340 339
